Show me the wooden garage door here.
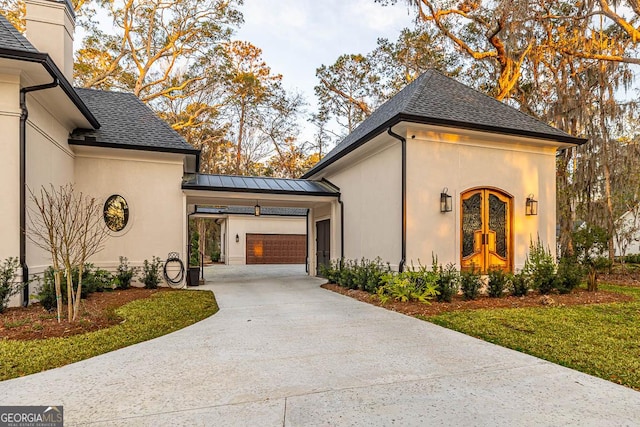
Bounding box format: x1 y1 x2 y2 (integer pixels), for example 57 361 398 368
246 234 306 264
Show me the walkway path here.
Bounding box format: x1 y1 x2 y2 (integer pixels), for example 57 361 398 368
1 265 639 426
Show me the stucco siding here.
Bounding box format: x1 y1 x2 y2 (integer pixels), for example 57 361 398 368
25 97 76 277
406 127 558 270
0 73 21 262
74 150 186 272
226 216 306 265
324 140 402 269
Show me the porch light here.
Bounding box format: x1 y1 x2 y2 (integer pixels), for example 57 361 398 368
440 188 452 213
525 194 538 216
235 233 239 243
254 202 261 216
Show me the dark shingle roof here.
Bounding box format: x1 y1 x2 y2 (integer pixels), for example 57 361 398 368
182 173 339 197
303 69 586 178
70 88 197 153
196 206 307 216
0 15 38 53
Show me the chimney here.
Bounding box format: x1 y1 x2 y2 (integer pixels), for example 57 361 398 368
24 0 75 81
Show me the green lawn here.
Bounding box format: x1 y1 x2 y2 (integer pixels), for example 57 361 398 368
426 284 640 390
0 290 218 381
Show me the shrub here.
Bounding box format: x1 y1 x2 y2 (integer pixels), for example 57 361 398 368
337 259 358 289
487 268 510 298
376 269 438 304
37 267 59 311
358 258 390 293
189 231 200 267
140 257 163 289
510 271 530 297
68 264 114 298
523 236 557 294
115 256 138 290
435 262 459 303
37 264 114 311
460 266 481 300
0 257 22 313
556 258 583 294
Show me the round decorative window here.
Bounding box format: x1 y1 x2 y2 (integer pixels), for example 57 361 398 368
103 195 129 232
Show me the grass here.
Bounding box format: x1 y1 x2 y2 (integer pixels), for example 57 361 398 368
0 290 218 381
425 283 640 390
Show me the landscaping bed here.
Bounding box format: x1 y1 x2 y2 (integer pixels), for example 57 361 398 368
0 289 218 380
322 283 632 317
1 287 174 340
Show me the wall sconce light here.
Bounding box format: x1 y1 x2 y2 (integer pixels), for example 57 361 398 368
254 202 261 216
440 188 452 213
525 194 538 216
235 233 239 243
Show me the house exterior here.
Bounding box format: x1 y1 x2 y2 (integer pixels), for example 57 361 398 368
302 71 587 273
1 0 587 308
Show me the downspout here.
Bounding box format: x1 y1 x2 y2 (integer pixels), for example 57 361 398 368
387 127 406 272
20 79 60 306
305 209 309 273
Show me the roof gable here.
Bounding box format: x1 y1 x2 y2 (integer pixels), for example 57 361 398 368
70 88 197 154
0 15 39 53
303 69 586 178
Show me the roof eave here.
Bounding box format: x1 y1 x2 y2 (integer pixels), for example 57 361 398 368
181 183 339 198
68 138 200 156
0 47 100 129
302 114 588 178
398 113 589 146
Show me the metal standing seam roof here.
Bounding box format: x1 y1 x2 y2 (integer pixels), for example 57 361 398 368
195 206 308 216
182 173 339 196
302 69 587 178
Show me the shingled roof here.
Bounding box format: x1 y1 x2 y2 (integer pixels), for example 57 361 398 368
0 15 38 53
70 88 197 154
303 69 586 178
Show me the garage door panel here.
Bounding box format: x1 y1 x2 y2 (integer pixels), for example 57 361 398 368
246 234 306 264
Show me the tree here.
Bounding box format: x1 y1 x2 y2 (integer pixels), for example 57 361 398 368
220 41 284 174
74 0 242 112
315 54 381 136
28 185 109 322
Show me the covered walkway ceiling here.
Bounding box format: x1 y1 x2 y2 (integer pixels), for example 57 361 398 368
182 173 340 208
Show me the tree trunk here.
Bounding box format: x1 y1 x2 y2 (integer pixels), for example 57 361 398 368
236 103 246 174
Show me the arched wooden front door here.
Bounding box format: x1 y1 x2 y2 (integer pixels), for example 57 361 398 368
460 188 512 272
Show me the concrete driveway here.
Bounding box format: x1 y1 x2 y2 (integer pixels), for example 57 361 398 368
1 264 640 426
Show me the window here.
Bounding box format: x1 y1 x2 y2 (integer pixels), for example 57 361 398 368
103 195 129 232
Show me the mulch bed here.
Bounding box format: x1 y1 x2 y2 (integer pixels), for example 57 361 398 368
321 283 633 317
0 287 174 341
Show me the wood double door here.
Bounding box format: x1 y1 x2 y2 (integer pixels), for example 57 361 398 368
460 188 512 272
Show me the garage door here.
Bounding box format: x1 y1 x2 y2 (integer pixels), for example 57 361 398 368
246 234 306 264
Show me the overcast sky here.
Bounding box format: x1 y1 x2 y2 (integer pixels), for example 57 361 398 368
235 0 415 142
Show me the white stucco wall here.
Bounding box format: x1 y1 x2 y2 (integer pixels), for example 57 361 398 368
0 72 21 263
406 126 558 271
322 137 403 270
310 125 561 273
225 215 306 265
74 148 186 273
25 93 77 278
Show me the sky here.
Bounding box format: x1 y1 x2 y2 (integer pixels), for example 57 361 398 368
234 0 415 143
